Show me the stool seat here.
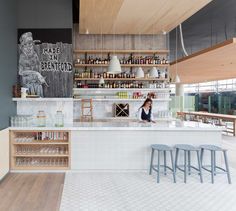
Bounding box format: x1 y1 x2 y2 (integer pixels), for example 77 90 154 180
175 144 199 151
200 145 226 151
151 144 173 151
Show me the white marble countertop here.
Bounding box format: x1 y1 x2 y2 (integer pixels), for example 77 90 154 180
9 120 222 131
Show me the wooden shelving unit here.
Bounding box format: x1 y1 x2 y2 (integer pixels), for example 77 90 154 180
74 64 169 68
74 77 168 81
74 49 169 54
10 130 71 170
73 49 170 89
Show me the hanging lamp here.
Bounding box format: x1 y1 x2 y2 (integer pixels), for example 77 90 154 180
107 56 122 74
149 67 158 78
107 23 122 74
174 27 181 84
136 67 144 78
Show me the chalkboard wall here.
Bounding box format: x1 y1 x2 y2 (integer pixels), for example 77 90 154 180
18 29 73 97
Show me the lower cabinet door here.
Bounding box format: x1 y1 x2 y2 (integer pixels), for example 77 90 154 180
0 128 9 180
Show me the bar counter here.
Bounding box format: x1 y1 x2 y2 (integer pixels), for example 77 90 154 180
10 120 222 171
10 120 223 131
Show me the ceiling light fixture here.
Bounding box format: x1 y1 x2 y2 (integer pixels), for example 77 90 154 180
107 22 122 74
149 67 158 78
136 67 144 78
174 27 181 84
107 56 122 74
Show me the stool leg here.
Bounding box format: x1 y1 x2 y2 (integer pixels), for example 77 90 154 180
223 151 232 184
157 150 160 183
149 149 154 175
188 151 191 175
214 151 216 176
200 148 204 165
197 150 203 183
170 150 176 183
175 148 179 172
184 150 187 183
211 150 214 184
164 151 167 175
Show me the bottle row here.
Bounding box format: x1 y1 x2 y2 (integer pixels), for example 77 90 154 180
15 146 69 155
75 56 169 65
14 132 68 142
76 81 168 89
15 157 68 167
74 69 168 79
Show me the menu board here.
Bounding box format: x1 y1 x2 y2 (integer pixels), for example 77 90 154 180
17 29 73 97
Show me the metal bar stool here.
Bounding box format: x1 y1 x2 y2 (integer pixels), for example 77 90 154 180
149 144 176 183
175 144 203 183
200 145 231 184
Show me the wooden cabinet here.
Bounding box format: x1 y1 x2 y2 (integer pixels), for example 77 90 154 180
0 129 9 180
10 130 71 170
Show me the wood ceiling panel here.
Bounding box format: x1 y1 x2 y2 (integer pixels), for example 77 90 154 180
79 0 124 34
79 0 212 34
170 38 236 84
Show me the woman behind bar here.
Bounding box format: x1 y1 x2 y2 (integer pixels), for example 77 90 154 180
138 98 156 123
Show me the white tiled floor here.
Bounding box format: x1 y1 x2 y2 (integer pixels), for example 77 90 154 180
222 135 236 169
60 169 236 211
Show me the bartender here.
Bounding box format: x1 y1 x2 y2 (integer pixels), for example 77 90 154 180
138 98 156 123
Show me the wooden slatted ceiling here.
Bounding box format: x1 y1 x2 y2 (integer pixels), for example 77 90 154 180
170 38 236 84
79 0 212 34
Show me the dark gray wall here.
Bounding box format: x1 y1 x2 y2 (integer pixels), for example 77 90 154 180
0 0 17 129
170 0 236 61
17 0 73 28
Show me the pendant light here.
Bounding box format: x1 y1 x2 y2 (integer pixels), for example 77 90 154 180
107 23 121 74
107 55 122 74
149 67 158 78
135 33 144 78
136 67 144 78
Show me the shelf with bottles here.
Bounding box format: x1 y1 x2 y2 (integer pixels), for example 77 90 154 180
10 131 70 170
74 49 169 54
74 79 169 89
74 64 169 67
74 69 168 80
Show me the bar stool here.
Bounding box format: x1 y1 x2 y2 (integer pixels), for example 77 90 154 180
149 144 176 183
200 145 231 184
175 144 203 183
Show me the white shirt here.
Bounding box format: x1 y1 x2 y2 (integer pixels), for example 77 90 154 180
138 107 154 121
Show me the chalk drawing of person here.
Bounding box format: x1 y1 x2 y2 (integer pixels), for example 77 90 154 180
18 32 48 97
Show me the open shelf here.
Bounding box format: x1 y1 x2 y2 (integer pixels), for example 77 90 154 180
73 98 171 102
10 130 71 171
74 49 169 54
74 78 168 81
13 142 69 145
73 88 170 91
74 64 169 68
12 166 69 170
14 154 69 157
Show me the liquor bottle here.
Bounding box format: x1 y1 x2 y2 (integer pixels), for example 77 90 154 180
90 69 94 78
165 69 168 79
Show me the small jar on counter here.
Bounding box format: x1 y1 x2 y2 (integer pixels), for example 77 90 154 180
37 110 46 127
55 111 64 127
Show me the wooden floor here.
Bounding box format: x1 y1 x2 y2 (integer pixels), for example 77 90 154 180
0 173 65 211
